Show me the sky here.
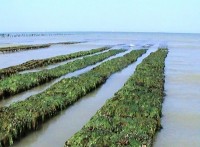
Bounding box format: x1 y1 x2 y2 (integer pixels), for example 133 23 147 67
0 0 200 33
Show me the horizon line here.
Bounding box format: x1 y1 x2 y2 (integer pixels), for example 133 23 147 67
0 31 200 35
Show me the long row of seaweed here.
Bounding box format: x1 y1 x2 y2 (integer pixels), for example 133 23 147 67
65 48 168 147
0 46 111 79
0 49 146 147
0 41 82 53
0 44 50 53
0 49 125 100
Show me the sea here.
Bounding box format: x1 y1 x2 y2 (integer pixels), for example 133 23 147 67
0 32 200 147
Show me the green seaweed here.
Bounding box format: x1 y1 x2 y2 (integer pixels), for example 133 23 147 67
0 46 111 79
65 48 168 147
0 49 124 100
0 41 82 53
0 49 146 147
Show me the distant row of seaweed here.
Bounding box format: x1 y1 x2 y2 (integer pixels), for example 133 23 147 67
0 32 73 38
0 41 84 53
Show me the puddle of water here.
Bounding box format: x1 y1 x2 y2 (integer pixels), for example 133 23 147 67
154 45 200 147
12 45 158 147
0 49 130 107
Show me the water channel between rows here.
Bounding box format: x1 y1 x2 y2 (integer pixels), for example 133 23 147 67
12 45 158 147
19 49 111 74
0 48 131 107
0 43 105 69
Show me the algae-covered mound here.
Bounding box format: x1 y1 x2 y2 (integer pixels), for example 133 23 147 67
65 48 168 147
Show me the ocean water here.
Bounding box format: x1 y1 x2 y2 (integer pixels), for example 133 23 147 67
0 32 200 147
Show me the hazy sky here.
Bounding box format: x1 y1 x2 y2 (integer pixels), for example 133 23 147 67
0 0 200 33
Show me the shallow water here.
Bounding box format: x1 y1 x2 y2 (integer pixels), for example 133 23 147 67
12 45 158 147
0 49 130 107
154 43 200 147
19 49 111 74
1 32 200 146
0 43 104 69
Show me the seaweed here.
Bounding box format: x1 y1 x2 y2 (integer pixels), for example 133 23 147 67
0 49 125 100
0 49 146 146
65 48 168 147
0 46 111 79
